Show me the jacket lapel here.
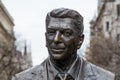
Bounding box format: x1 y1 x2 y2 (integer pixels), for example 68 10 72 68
29 63 47 80
82 60 97 80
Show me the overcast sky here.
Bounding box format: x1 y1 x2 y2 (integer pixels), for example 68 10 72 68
2 0 98 66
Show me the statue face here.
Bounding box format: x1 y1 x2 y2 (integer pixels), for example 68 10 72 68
45 18 83 61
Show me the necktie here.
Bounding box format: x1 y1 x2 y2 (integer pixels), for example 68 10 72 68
55 73 74 80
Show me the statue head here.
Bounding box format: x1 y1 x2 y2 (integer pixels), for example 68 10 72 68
45 8 84 61
46 8 84 36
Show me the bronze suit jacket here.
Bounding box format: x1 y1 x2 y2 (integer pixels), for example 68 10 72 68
12 57 115 80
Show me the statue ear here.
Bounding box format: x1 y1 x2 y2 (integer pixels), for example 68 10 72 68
77 34 84 49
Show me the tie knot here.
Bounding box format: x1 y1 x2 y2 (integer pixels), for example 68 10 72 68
55 73 74 80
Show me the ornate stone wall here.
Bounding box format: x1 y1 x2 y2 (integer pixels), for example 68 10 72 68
0 1 32 80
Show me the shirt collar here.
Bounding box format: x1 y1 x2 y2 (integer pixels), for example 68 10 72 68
48 57 58 78
47 55 83 79
68 55 83 79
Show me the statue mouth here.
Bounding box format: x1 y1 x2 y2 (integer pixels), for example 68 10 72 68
51 48 65 53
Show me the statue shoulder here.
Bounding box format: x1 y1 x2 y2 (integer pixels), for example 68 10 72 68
83 60 115 80
12 60 47 80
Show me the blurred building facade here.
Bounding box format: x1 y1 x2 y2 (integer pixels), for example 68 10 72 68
87 0 120 60
0 1 32 80
86 0 120 79
0 0 15 47
90 0 120 42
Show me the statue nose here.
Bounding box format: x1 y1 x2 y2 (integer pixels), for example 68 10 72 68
54 31 62 43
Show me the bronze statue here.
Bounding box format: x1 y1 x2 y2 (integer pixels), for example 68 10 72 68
12 8 115 80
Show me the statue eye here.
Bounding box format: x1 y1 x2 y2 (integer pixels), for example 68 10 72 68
63 30 73 36
47 30 56 35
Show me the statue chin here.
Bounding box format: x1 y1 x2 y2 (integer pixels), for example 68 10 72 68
49 52 66 61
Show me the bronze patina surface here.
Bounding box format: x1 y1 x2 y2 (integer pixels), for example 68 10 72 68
12 8 115 80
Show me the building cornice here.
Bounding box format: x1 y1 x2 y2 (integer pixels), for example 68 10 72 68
0 0 14 26
0 22 15 41
92 1 107 28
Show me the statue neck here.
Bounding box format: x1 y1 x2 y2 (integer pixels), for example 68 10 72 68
50 54 77 73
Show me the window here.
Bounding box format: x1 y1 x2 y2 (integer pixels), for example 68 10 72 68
106 22 109 31
107 0 115 2
117 34 120 41
109 0 115 2
117 4 120 16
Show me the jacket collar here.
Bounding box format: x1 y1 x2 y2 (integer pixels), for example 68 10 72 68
47 55 82 79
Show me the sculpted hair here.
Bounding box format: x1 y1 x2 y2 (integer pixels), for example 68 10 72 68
46 8 84 36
